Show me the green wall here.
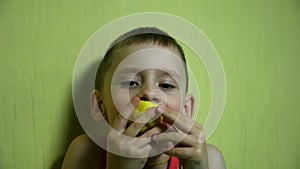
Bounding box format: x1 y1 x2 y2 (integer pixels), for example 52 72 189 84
1 0 299 169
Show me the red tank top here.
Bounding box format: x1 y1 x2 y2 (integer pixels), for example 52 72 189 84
168 156 180 169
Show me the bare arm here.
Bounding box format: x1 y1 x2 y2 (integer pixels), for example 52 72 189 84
207 144 226 169
61 134 101 169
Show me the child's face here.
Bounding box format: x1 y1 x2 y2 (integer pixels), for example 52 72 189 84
99 43 193 125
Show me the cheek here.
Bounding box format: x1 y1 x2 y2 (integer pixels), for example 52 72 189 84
113 89 131 109
107 89 133 123
167 101 181 112
165 95 183 112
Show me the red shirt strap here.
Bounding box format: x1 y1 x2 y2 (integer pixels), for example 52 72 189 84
168 156 179 169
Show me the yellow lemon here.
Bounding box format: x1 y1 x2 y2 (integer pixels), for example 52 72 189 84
134 101 163 132
134 101 159 118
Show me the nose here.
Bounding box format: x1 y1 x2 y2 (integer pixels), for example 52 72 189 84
137 84 162 103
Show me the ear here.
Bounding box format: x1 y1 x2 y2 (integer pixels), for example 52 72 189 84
183 94 195 118
90 89 107 121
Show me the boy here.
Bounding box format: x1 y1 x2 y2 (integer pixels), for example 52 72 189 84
62 27 226 169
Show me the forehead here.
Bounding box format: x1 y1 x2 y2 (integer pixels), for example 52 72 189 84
109 44 185 75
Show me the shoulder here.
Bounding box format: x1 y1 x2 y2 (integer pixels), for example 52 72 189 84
66 134 99 157
62 134 102 169
206 144 226 169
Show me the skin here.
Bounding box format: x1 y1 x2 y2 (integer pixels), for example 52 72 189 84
62 43 226 169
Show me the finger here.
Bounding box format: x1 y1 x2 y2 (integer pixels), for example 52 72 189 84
161 107 202 135
164 147 198 160
134 144 152 157
150 140 174 156
152 132 201 147
123 107 158 137
127 137 152 149
139 123 168 138
112 97 139 131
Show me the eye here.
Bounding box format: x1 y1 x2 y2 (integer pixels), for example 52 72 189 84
159 83 176 91
129 81 139 87
121 80 140 88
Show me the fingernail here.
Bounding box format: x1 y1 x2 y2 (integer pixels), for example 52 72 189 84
162 145 174 151
157 104 165 114
151 134 158 140
132 97 139 106
163 142 174 150
167 141 174 147
150 107 156 111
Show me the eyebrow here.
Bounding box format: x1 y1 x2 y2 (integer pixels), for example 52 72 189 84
117 67 182 80
160 68 182 81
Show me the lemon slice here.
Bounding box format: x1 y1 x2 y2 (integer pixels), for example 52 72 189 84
134 101 159 118
133 101 163 132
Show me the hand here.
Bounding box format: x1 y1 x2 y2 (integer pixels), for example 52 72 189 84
152 107 209 169
106 97 165 169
